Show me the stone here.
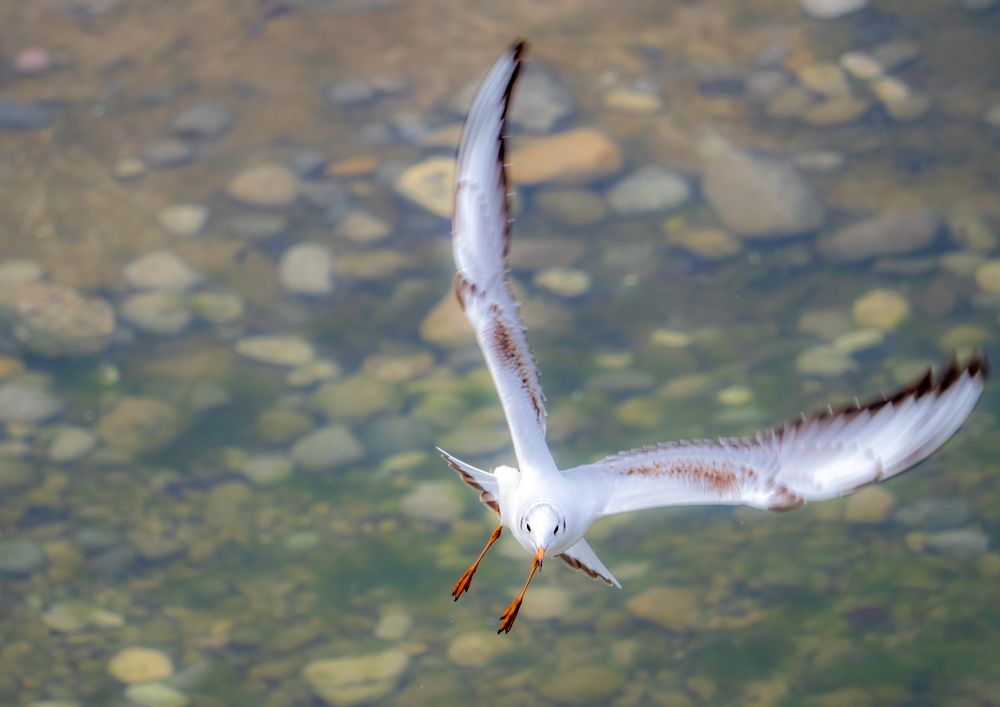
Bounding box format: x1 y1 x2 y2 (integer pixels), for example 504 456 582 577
169 101 232 140
627 586 700 631
336 211 391 243
604 86 662 113
125 683 190 707
287 359 340 387
361 352 433 383
157 204 209 238
833 328 884 354
48 426 97 463
844 487 894 523
447 632 501 667
539 666 625 704
923 527 990 557
948 208 996 252
895 499 971 530
121 292 192 335
521 585 570 620
124 251 201 291
839 52 883 80
798 63 851 97
0 539 45 575
400 481 462 522
256 408 313 443
229 213 287 241
0 96 52 129
235 335 315 367
818 208 939 262
14 47 53 76
303 651 409 706
974 259 1000 293
669 227 742 259
291 424 364 471
509 129 624 184
802 0 867 19
533 268 591 297
279 242 334 296
651 328 693 348
701 144 824 238
241 453 293 485
717 385 752 406
803 96 869 126
227 164 300 208
419 290 473 349
0 281 115 356
0 379 63 423
95 397 180 455
535 188 607 227
607 166 690 214
141 138 196 169
311 376 400 421
394 157 454 218
509 68 575 132
374 609 412 641
851 289 909 331
190 292 244 324
795 345 857 377
0 259 43 285
108 647 174 684
113 157 147 180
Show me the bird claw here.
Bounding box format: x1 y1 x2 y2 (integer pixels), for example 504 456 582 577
451 567 476 601
497 598 523 634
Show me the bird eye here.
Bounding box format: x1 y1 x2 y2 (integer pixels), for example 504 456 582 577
553 525 559 535
526 523 531 532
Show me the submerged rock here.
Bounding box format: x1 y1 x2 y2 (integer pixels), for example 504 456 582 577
0 539 46 576
802 0 867 19
0 379 63 424
818 208 939 262
607 166 690 214
108 647 174 684
303 650 409 706
0 96 52 129
291 424 364 471
169 101 232 140
279 242 334 296
394 157 454 218
510 129 623 184
0 281 115 356
701 144 825 238
227 164 300 208
124 251 202 291
235 335 315 367
95 397 180 456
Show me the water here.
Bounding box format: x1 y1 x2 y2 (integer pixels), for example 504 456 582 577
1 1 998 705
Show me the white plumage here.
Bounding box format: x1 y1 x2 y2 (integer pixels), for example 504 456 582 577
440 42 989 634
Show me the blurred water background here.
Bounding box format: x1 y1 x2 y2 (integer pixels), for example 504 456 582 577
0 0 998 705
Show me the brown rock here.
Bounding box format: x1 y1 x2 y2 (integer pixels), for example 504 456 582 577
510 129 623 184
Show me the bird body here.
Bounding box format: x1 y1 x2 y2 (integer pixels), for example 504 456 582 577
441 41 988 634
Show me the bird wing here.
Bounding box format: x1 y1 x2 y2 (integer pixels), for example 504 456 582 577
437 447 500 515
557 538 621 588
452 41 556 474
566 356 988 516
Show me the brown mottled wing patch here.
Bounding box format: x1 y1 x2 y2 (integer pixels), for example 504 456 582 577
557 553 614 587
451 42 556 474
438 448 500 515
566 355 987 516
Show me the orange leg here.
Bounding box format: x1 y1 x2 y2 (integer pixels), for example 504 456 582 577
452 524 503 601
497 549 544 634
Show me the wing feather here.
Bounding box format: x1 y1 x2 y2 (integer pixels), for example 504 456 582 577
452 41 555 473
566 355 988 516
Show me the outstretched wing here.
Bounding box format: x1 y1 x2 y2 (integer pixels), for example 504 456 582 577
567 355 988 516
452 41 556 474
558 538 621 588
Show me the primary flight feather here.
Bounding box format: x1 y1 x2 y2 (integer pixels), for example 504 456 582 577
440 41 989 634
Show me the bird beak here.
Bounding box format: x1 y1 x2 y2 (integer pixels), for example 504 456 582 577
535 546 545 568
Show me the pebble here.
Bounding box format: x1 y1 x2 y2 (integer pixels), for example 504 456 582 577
717 385 752 406
373 609 412 641
801 0 867 19
803 96 869 126
327 154 378 177
795 345 857 376
279 242 335 296
651 328 693 348
832 328 883 354
14 47 53 75
125 683 190 707
0 281 115 356
108 647 174 684
0 379 63 423
540 666 624 704
0 539 46 576
335 211 391 243
400 481 462 522
701 142 825 239
607 166 690 214
255 408 313 444
839 52 883 81
240 453 293 485
168 101 232 140
227 164 300 208
286 359 340 387
361 352 433 383
974 259 1000 293
393 157 454 217
798 63 851 97
229 213 287 241
303 650 409 706
113 157 147 180
534 188 607 227
851 289 910 331
923 527 990 557
48 426 97 463
141 138 196 169
870 40 920 73
95 397 180 455
124 251 201 291
843 487 895 523
509 68 575 132
668 227 742 259
235 335 315 367
333 250 408 281
533 268 591 297
521 585 570 620
121 292 192 335
604 86 663 113
509 129 624 184
818 208 939 262
626 587 700 631
447 632 502 667
0 96 52 130
895 499 971 530
870 77 930 121
189 291 244 324
419 290 470 348
0 259 43 285
157 204 209 238
290 424 364 471
311 376 400 422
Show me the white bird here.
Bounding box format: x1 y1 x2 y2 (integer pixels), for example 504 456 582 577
440 41 989 634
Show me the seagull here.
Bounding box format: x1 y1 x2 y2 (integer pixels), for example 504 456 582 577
439 41 989 635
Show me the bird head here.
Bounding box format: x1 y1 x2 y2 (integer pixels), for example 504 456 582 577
520 502 567 561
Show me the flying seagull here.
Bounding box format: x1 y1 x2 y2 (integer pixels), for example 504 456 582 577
439 41 989 634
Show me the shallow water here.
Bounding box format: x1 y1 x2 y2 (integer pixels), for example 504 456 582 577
1 1 998 705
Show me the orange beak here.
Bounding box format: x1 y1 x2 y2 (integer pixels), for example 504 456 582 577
535 546 545 568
